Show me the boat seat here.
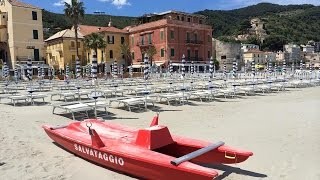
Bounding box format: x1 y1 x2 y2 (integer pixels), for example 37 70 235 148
135 125 174 150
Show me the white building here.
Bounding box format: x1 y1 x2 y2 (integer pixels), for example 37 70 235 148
241 44 260 53
276 51 285 62
301 45 314 53
284 44 301 63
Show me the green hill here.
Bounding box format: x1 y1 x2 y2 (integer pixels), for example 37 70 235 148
42 3 320 51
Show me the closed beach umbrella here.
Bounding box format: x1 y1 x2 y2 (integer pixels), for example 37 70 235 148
191 61 194 75
144 55 149 81
27 57 32 81
300 60 303 71
232 59 237 79
268 61 272 74
209 57 214 79
37 64 41 79
91 53 97 80
282 61 286 75
41 64 45 79
86 65 90 77
52 68 55 79
169 60 173 74
251 60 256 77
274 63 277 73
113 60 118 78
181 55 186 78
104 63 108 78
3 62 9 79
120 64 124 78
76 57 81 79
223 62 227 78
65 64 70 80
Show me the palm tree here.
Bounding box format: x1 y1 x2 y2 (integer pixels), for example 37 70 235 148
84 33 107 61
64 0 85 62
144 46 157 65
119 43 132 66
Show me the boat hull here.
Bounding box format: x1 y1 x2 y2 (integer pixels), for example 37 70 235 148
43 127 219 180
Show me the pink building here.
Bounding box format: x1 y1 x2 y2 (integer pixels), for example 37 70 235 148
126 11 213 71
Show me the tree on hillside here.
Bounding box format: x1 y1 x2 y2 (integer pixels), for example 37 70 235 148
262 35 287 51
119 43 132 66
84 33 107 63
64 0 85 63
237 19 251 34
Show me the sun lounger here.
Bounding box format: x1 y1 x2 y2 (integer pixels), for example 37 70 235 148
7 95 28 106
109 96 154 111
189 90 215 102
81 100 108 114
52 102 93 120
51 92 76 101
28 94 47 104
237 86 255 96
157 92 190 105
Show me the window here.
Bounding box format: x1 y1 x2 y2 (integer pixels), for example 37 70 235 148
121 37 125 44
170 48 175 57
199 19 203 24
187 49 191 59
72 55 76 61
221 55 226 60
107 35 114 44
131 52 135 60
131 36 134 46
33 30 38 39
194 33 198 42
186 32 190 41
160 31 164 40
34 49 39 61
181 16 185 21
32 11 37 20
160 48 165 57
109 50 113 59
140 35 144 45
208 35 211 43
177 16 180 20
148 34 152 44
187 17 191 22
71 41 75 47
195 50 199 59
170 30 174 39
208 51 211 59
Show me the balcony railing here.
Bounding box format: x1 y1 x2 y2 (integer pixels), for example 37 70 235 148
185 40 203 45
137 41 153 47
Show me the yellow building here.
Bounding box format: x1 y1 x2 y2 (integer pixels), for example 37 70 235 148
77 25 129 66
243 49 266 68
45 29 85 70
0 0 44 69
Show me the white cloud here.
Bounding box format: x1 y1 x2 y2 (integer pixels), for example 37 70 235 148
98 0 131 9
53 0 71 7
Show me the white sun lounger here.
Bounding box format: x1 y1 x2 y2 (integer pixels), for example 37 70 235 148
109 96 154 111
52 102 93 120
157 92 190 105
189 90 215 102
7 95 28 106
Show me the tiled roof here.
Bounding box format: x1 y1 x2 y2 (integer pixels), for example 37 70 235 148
78 25 127 36
9 0 40 9
45 29 84 42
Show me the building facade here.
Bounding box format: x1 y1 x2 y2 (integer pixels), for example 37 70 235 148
284 44 301 64
127 11 213 70
213 38 241 71
77 25 128 68
45 29 85 70
0 0 44 69
243 49 266 68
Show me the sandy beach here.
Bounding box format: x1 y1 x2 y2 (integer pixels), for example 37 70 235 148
0 86 320 180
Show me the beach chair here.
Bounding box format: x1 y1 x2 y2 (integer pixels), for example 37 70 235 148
157 92 191 105
52 102 93 120
109 96 154 111
7 95 28 106
189 90 215 102
28 94 47 104
50 92 76 102
81 100 109 115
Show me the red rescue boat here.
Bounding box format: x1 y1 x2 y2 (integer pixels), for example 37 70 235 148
42 114 253 180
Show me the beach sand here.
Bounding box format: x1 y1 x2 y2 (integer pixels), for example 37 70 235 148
0 87 319 180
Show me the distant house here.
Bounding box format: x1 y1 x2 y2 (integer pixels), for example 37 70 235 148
243 49 266 68
45 29 85 70
283 44 301 64
213 38 241 71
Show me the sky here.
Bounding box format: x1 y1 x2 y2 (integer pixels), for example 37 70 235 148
23 0 320 16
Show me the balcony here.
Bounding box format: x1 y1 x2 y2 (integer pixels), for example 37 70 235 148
137 41 153 48
185 40 203 45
